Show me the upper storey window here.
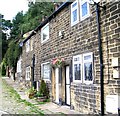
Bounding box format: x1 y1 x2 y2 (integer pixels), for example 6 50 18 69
71 0 79 26
26 40 30 52
80 0 90 21
71 0 91 26
41 23 49 44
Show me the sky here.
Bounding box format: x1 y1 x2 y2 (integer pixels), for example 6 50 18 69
0 0 29 21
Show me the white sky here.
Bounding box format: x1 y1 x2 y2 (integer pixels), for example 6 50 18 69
0 0 29 21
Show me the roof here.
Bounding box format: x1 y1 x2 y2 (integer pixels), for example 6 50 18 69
20 1 72 46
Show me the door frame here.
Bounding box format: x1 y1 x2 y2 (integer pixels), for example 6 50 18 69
55 67 59 104
65 65 71 106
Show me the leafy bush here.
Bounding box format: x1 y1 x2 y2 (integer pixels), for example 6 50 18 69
34 91 42 97
39 80 49 99
1 63 6 76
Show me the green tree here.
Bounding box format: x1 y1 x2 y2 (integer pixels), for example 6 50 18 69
0 14 12 62
3 39 21 78
1 2 55 77
10 11 24 39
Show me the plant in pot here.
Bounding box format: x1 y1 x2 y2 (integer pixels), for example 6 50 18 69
51 58 64 68
26 87 36 99
37 80 49 102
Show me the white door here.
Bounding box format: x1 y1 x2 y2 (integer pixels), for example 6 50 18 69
55 68 59 103
66 66 70 105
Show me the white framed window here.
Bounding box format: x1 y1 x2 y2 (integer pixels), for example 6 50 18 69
73 52 93 84
80 0 90 21
83 52 93 84
17 58 22 73
31 39 33 51
73 55 82 82
26 40 30 52
71 0 79 26
26 66 31 80
41 23 49 43
41 62 50 81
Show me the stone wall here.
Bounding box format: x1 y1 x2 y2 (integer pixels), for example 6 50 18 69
20 36 34 87
38 1 120 114
18 0 120 114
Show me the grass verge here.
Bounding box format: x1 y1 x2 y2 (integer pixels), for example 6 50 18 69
2 79 44 115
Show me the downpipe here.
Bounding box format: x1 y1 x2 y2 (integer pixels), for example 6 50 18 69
95 3 104 116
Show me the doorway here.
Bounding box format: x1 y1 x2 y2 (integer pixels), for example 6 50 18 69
55 68 59 103
65 66 70 105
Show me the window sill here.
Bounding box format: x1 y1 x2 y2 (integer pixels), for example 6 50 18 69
41 39 49 45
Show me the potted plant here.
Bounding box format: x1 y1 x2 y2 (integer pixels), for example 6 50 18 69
26 87 36 99
36 80 49 102
51 58 64 68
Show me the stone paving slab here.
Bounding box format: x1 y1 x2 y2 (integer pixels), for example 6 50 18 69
38 102 80 114
2 77 81 114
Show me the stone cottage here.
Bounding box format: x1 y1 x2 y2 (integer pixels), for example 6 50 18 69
17 0 120 114
16 31 41 89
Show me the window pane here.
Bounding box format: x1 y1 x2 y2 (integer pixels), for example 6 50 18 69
73 9 77 22
42 24 49 41
82 2 88 17
72 2 77 8
43 64 50 79
84 55 91 60
74 64 81 80
43 33 47 40
84 62 92 81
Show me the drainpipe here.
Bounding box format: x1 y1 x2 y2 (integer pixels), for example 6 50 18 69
95 3 104 116
32 54 35 87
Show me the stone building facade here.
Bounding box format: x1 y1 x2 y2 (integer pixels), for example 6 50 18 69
17 0 120 114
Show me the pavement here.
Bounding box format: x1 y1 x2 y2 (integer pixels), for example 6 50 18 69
2 77 80 115
0 110 8 115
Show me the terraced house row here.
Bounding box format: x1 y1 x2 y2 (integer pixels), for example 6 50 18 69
16 0 120 115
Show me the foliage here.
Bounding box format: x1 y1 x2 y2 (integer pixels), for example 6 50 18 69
0 14 12 61
0 13 12 31
2 79 44 114
1 2 55 70
4 40 21 71
39 80 49 98
35 91 42 97
26 87 37 99
10 11 24 39
10 2 54 39
1 62 6 76
52 58 64 67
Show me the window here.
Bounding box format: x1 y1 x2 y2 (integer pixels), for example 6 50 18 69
41 62 50 80
31 39 33 51
80 0 90 21
73 55 82 82
73 52 93 84
26 40 30 52
17 58 22 73
71 0 79 26
26 66 31 80
41 23 49 43
83 52 93 84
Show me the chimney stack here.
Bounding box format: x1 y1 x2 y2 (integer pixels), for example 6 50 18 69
54 2 61 11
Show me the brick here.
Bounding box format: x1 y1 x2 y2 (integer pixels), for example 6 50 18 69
111 9 120 16
115 27 120 33
110 5 117 12
109 15 118 20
